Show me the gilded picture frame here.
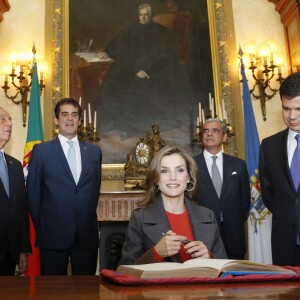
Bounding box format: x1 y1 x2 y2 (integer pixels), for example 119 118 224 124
45 0 240 181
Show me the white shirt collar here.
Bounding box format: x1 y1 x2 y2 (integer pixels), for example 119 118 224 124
203 149 223 159
58 134 79 145
288 129 300 139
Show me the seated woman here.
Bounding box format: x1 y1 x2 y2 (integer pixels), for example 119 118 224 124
119 145 227 265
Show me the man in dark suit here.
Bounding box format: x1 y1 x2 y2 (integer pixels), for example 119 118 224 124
0 107 31 275
259 72 300 266
27 98 102 275
195 118 250 259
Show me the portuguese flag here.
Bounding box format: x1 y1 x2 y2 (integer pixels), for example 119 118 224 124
23 60 44 276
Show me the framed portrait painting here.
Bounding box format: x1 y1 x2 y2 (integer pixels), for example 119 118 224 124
68 0 215 164
46 0 240 176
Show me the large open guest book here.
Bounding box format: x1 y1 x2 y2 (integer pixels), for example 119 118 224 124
116 259 298 279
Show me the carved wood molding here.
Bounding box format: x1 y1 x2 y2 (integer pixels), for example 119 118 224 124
0 0 10 22
97 191 144 221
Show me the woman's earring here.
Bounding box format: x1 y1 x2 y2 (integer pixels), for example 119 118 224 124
185 181 195 192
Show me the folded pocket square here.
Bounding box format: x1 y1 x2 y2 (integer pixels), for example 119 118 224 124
232 171 237 175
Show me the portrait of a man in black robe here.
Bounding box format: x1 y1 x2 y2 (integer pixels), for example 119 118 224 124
70 0 213 163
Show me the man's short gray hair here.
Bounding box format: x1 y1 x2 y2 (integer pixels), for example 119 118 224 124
204 118 227 134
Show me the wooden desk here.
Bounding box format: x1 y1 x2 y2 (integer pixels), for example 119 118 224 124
0 276 300 299
69 54 113 113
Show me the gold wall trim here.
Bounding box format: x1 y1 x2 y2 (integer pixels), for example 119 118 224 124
210 0 241 157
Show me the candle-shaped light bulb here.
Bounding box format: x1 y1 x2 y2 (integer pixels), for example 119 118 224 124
84 109 87 127
94 111 97 131
79 97 82 106
198 102 202 123
88 103 92 124
202 109 205 123
277 66 282 74
196 117 200 134
211 98 215 118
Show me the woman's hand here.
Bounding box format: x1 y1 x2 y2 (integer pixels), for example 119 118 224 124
184 241 212 259
154 230 187 257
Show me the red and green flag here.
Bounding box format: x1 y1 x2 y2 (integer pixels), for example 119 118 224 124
23 60 43 276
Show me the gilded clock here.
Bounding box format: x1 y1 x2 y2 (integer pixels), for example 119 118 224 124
135 141 150 165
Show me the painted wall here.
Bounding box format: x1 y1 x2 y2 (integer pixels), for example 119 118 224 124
0 0 287 161
232 0 287 141
0 0 45 161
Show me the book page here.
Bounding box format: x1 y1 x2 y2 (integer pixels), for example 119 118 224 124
183 258 237 270
120 262 195 271
117 262 220 278
184 259 297 275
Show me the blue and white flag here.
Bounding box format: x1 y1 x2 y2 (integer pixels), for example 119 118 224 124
240 58 272 264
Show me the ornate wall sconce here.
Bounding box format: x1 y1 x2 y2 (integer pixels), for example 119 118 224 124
193 94 234 148
77 103 100 143
242 40 284 121
1 45 47 127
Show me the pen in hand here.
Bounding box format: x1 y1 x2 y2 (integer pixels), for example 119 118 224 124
161 232 191 244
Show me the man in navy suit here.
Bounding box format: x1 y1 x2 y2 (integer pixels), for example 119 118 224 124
195 118 250 259
259 72 300 266
0 107 31 275
27 98 102 275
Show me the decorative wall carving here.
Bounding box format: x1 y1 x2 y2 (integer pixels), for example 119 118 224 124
214 0 236 155
51 0 64 104
97 191 143 221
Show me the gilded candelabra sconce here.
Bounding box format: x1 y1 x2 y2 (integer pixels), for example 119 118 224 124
2 45 47 127
77 102 100 143
77 123 100 143
193 94 234 147
241 40 284 121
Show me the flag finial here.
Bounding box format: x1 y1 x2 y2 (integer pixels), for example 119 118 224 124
32 42 36 56
238 46 244 59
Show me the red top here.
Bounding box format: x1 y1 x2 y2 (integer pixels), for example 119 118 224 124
153 207 195 262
